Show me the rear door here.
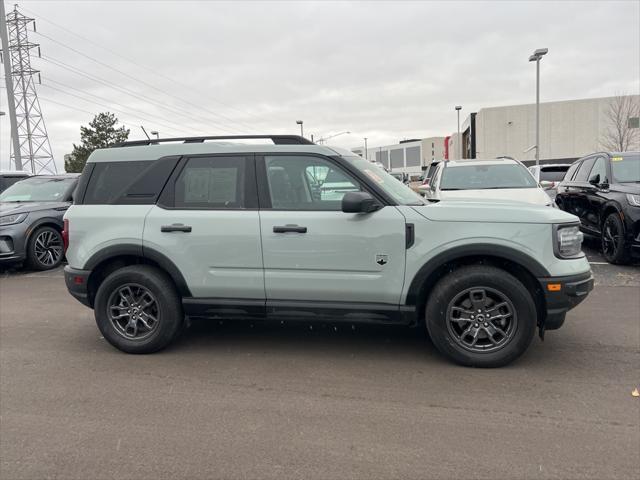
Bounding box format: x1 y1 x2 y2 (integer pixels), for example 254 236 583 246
256 153 406 306
582 155 609 233
143 154 264 300
571 157 596 226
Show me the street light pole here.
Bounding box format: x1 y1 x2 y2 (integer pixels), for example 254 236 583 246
455 106 462 159
296 120 304 138
529 48 548 167
364 137 368 160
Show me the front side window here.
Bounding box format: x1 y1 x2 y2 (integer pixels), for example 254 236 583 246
265 155 360 210
588 157 608 183
342 155 425 205
439 163 537 190
175 156 246 208
574 157 596 182
0 177 75 202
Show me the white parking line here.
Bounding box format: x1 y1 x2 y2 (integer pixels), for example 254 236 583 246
589 262 609 265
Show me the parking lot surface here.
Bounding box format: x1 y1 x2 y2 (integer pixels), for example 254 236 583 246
1 244 638 480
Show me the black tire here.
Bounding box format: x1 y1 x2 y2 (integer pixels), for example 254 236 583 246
601 212 629 265
425 265 537 368
26 226 64 271
94 265 183 354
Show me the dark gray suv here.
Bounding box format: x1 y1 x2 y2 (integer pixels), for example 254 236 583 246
0 174 79 270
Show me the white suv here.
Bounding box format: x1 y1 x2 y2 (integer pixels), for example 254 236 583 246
63 135 593 367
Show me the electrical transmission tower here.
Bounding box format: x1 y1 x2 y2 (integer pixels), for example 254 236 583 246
0 3 56 173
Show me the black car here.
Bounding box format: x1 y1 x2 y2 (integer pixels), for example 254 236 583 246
0 174 79 270
555 152 640 264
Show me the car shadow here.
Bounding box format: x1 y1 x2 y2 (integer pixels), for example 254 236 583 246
171 317 443 362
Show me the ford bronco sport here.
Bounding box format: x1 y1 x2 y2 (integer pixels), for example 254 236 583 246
63 135 593 367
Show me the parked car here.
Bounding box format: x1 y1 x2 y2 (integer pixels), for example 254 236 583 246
555 152 640 264
0 170 31 194
390 172 408 184
528 164 572 200
410 161 440 195
0 174 79 270
423 159 553 206
63 135 592 367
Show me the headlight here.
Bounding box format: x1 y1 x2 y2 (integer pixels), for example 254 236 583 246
0 213 28 226
626 194 640 207
554 224 584 258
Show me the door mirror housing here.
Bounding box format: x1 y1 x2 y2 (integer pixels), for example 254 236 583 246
342 191 381 213
588 173 600 186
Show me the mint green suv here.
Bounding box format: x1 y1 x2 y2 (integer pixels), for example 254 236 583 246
63 135 593 367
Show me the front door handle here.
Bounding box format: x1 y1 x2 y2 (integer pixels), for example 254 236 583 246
161 224 192 233
273 224 307 234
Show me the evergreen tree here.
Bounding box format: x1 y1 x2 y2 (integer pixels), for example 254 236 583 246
65 112 129 172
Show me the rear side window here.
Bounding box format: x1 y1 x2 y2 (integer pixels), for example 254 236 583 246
564 162 580 181
83 159 177 205
174 156 247 209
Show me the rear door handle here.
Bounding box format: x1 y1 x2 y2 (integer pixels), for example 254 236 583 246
161 224 192 233
273 225 307 234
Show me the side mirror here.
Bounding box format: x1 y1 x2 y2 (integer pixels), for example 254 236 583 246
342 191 381 213
588 174 600 186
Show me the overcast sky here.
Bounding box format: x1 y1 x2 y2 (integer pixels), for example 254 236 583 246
1 0 639 172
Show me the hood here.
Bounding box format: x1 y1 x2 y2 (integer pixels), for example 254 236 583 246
440 187 551 206
0 201 70 216
610 182 640 195
412 200 577 224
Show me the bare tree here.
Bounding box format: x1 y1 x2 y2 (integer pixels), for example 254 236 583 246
600 95 640 152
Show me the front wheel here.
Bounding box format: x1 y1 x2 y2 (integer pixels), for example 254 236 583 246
26 226 64 271
425 265 537 368
94 265 183 353
601 212 629 264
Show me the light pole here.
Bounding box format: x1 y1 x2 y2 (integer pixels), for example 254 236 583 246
150 130 160 139
455 106 462 159
296 120 304 138
529 48 548 166
364 137 368 160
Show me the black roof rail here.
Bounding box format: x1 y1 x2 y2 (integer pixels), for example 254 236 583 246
114 135 314 147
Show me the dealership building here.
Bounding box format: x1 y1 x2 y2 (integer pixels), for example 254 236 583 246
358 95 639 173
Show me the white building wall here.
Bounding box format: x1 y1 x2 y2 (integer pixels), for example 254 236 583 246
475 95 640 161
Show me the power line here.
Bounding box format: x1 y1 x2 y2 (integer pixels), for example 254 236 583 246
21 5 265 124
32 28 259 133
36 54 242 135
42 78 198 136
40 83 193 137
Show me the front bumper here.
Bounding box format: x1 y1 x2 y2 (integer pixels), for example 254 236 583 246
537 271 594 330
64 266 92 307
0 221 29 264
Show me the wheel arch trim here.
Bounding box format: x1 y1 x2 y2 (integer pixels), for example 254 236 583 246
84 243 192 297
405 243 550 306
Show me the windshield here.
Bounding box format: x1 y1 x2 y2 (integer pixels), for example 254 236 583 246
0 177 75 202
440 163 538 190
343 156 425 205
611 154 640 183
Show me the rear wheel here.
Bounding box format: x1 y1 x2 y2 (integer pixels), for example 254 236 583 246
94 265 183 353
601 212 629 264
26 226 64 271
425 265 536 368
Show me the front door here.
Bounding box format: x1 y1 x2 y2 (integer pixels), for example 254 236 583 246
257 154 406 306
143 154 264 300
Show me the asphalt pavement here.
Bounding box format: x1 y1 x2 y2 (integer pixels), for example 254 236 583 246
0 245 638 479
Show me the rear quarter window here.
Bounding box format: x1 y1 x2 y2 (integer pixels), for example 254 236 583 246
82 158 177 205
